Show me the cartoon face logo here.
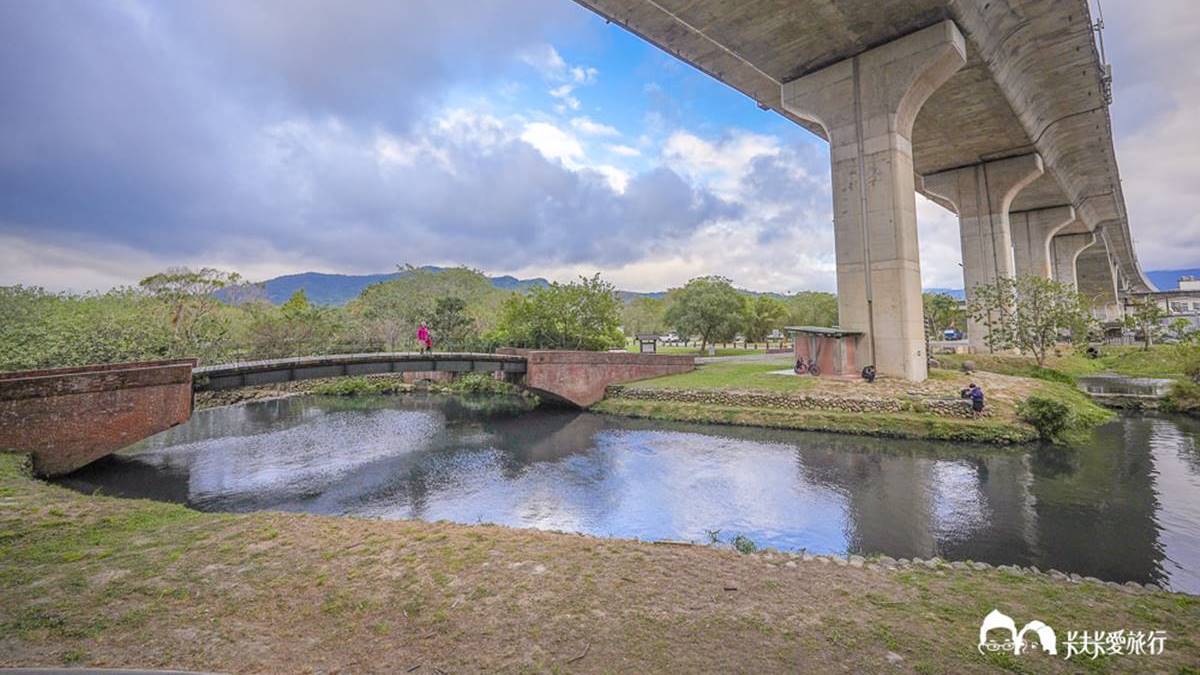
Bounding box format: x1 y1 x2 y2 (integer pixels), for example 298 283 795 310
978 609 1057 656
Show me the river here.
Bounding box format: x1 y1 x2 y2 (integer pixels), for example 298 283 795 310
56 393 1200 593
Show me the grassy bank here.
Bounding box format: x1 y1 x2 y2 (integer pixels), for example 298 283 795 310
599 358 1112 445
938 344 1200 417
1 453 1197 673
593 398 1036 444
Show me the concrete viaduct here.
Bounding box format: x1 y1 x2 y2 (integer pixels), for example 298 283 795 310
0 351 693 476
574 0 1154 377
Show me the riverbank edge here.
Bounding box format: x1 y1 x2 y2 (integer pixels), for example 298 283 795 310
2 452 1197 673
592 397 1039 444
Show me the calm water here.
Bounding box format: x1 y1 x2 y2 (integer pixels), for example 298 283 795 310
57 394 1200 593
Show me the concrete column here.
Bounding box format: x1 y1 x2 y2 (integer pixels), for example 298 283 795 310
781 20 966 382
924 154 1044 352
1077 232 1123 321
1011 206 1075 279
1049 231 1095 288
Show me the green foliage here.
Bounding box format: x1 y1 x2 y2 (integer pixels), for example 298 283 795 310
731 534 757 555
1167 380 1200 416
966 275 1095 365
1017 386 1114 445
349 266 506 351
923 292 964 339
445 372 518 396
621 296 667 337
244 290 339 359
429 296 476 351
1123 299 1167 350
784 291 837 328
490 274 624 351
742 295 789 342
1018 396 1072 442
663 276 745 351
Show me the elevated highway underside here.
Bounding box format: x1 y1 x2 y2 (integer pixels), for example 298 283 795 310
574 0 1150 294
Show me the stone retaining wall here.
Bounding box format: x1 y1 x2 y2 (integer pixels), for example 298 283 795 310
606 385 984 418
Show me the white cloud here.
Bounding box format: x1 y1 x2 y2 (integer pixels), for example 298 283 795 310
571 65 598 83
570 116 619 136
520 121 584 164
606 144 640 157
662 130 783 200
518 43 567 79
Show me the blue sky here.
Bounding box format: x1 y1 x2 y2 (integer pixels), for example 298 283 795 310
0 0 1195 293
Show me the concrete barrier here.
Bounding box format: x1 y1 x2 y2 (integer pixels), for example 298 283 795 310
0 359 196 476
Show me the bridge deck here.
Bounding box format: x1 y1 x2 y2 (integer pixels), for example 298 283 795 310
193 352 527 391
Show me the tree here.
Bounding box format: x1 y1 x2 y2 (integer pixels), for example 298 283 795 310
965 275 1094 366
923 292 964 358
349 266 506 350
138 267 241 361
1124 299 1167 350
743 295 789 342
621 297 668 338
429 296 476 351
245 289 338 358
491 274 624 351
664 276 745 352
785 291 838 328
1168 317 1193 342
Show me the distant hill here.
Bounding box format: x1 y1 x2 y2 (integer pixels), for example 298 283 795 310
1145 268 1200 290
225 268 551 305
924 288 966 300
229 267 1196 306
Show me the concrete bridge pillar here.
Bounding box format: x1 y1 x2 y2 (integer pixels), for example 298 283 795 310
1076 232 1123 322
1012 205 1075 279
781 20 966 382
1050 231 1095 288
924 154 1044 352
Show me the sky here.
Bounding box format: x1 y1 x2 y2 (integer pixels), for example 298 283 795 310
0 0 1196 294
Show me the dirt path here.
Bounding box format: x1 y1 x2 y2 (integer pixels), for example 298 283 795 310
1 454 1196 673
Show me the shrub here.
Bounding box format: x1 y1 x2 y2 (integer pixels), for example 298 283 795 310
447 372 517 396
731 534 757 555
1018 395 1072 443
1167 380 1200 417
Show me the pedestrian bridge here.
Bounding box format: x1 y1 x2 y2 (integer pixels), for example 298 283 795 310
193 352 529 391
2 350 694 476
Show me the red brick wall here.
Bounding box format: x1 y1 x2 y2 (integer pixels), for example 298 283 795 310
499 349 694 407
793 335 858 377
0 360 196 476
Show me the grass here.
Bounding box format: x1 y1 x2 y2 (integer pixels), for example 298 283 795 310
938 343 1200 420
622 358 816 393
606 357 1115 444
1 452 1197 672
628 344 772 357
939 344 1189 380
593 398 1037 444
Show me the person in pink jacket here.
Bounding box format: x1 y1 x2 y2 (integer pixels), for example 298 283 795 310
416 322 432 353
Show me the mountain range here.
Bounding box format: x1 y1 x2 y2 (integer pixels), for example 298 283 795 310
238 267 1200 306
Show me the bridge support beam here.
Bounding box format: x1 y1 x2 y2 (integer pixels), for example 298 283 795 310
781 20 966 382
1050 231 1095 288
924 153 1044 352
1012 206 1075 279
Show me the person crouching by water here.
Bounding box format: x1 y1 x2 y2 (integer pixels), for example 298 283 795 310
961 383 985 415
417 322 432 353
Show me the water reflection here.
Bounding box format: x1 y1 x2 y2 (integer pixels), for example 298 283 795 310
56 395 1200 593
